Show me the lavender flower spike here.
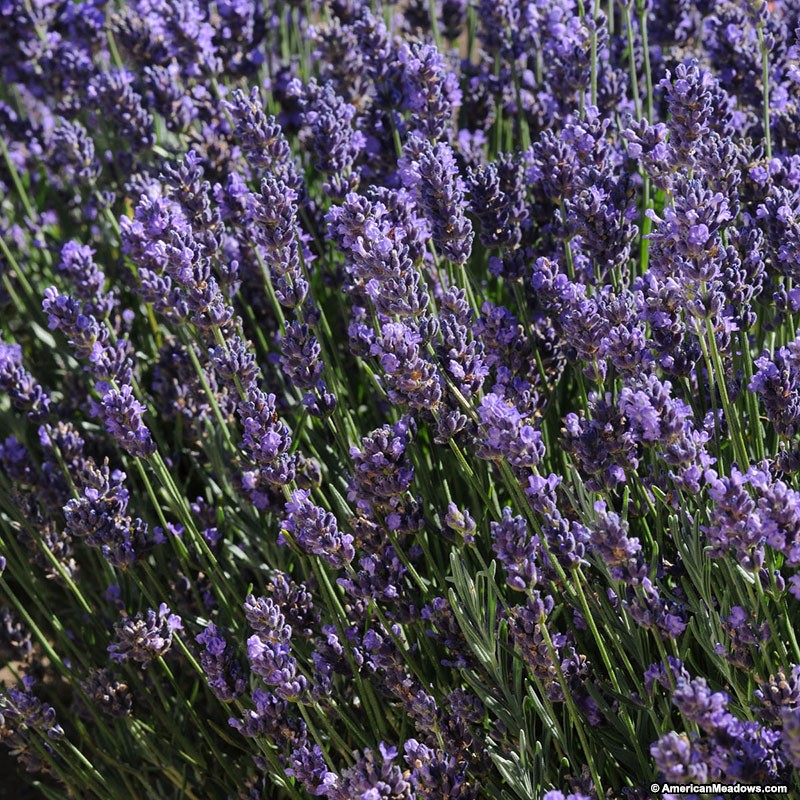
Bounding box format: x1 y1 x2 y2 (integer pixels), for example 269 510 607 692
108 604 183 668
400 133 473 266
90 383 156 458
280 489 355 568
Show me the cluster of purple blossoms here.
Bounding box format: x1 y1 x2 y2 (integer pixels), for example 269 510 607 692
0 605 31 662
437 287 487 400
0 678 64 776
705 461 800 574
754 666 800 724
122 158 229 327
467 152 528 252
195 622 247 703
41 277 156 460
657 61 720 169
225 94 339 422
7 0 800 796
323 742 412 800
759 183 800 284
247 173 307 310
79 669 133 719
715 605 770 670
243 593 307 702
443 502 476 545
398 42 461 140
226 87 301 188
563 391 639 492
42 289 116 366
120 195 191 322
0 427 83 582
108 603 183 668
371 322 443 412
114 0 221 81
583 501 686 637
526 473 589 574
531 258 609 381
618 373 713 492
57 241 116 319
489 487 601 721
331 193 431 327
280 489 355 568
228 688 301 740
400 134 473 266
402 738 476 799
783 708 800 768
542 793 591 800
490 508 538 591
509 597 601 722
582 501 643 583
90 384 156 459
477 390 544 470
750 336 800 437
63 460 163 567
652 673 788 785
237 389 296 499
347 419 419 536
86 69 155 152
279 321 336 417
291 78 364 198
0 342 50 421
362 621 461 754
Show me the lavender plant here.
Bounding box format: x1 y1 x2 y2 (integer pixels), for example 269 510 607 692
1 2 800 799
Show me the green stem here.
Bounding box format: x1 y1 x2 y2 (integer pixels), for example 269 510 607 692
701 314 749 468
757 23 772 160
0 136 39 224
538 620 604 795
695 318 725 466
622 5 642 120
637 0 653 122
428 0 442 50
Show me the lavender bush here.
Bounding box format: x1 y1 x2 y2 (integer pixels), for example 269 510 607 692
1 1 800 798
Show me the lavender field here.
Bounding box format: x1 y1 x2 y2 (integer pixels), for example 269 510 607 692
1 1 799 798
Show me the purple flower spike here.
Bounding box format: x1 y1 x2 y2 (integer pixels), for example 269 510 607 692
43 287 108 362
244 595 307 701
87 69 154 152
0 342 50 421
584 500 644 584
348 421 415 515
108 604 182 668
400 134 473 266
749 337 800 437
227 87 301 190
90 383 156 459
80 669 133 718
491 508 538 591
281 489 355 568
398 42 461 140
292 78 364 198
326 743 413 800
237 387 295 486
443 502 476 544
58 241 115 319
651 731 709 784
196 623 247 702
542 793 592 800
371 322 442 412
0 680 64 776
477 391 544 469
